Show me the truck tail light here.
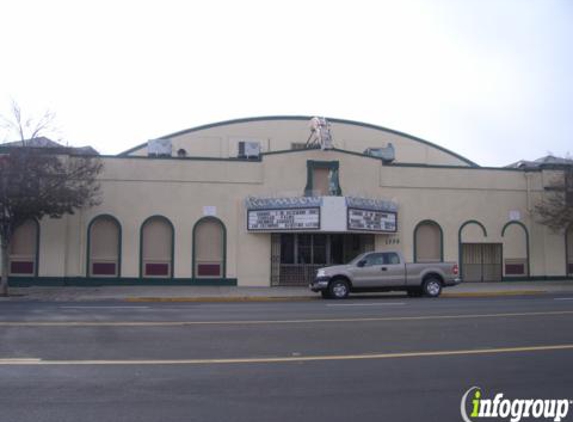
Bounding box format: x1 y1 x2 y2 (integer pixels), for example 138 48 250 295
452 264 459 276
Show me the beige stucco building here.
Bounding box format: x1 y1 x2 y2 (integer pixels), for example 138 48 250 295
7 116 573 286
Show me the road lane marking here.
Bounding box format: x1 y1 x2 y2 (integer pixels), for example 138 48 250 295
1 344 572 366
554 298 573 301
59 306 150 310
0 358 42 364
326 302 406 307
0 310 572 327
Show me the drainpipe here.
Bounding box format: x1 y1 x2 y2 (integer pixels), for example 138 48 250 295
523 171 531 215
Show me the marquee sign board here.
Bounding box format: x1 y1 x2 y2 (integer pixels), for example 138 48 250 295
247 208 320 231
347 208 397 232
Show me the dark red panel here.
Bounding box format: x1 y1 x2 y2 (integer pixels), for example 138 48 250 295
145 263 169 276
11 261 34 274
92 262 116 276
197 264 221 277
505 264 525 275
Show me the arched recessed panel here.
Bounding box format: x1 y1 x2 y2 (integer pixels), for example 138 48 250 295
458 220 501 282
193 217 226 278
140 216 174 278
459 220 487 243
414 220 443 262
9 219 39 276
501 221 530 277
88 215 121 277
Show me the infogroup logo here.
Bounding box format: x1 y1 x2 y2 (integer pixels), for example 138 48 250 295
461 387 571 422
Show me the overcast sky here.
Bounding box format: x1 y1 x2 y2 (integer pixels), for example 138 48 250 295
0 0 571 166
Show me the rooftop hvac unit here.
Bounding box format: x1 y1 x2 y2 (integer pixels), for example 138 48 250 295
148 139 172 157
238 141 261 159
364 143 395 163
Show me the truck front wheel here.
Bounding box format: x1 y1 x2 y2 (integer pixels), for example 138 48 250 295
328 278 350 299
422 277 442 298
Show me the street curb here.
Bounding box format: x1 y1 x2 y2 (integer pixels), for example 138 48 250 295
442 290 546 298
125 290 550 302
125 296 319 303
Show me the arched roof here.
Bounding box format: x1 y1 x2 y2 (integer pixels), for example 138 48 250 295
119 115 478 167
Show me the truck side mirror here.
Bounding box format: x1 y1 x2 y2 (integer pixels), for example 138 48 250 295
357 260 366 267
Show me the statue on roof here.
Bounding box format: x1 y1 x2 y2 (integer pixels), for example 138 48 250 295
307 117 333 150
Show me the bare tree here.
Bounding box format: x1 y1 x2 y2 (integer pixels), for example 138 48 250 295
0 103 102 296
534 165 573 231
0 99 61 144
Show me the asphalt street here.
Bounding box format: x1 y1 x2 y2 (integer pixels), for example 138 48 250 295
1 295 573 422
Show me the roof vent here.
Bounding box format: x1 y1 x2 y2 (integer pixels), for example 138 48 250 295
365 143 395 163
238 141 261 159
148 139 172 157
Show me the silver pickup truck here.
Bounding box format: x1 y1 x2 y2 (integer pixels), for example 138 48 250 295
310 251 461 299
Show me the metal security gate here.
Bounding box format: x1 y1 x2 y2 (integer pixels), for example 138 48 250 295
271 233 374 286
271 234 281 286
461 243 502 282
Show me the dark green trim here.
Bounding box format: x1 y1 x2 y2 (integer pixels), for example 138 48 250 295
413 220 444 263
388 162 542 172
139 215 175 279
500 276 573 282
458 220 488 279
262 147 382 161
501 221 530 277
192 216 227 279
86 149 543 171
34 219 40 277
95 154 262 163
118 115 478 167
8 277 237 287
304 160 342 196
566 224 573 276
86 214 122 277
264 148 326 157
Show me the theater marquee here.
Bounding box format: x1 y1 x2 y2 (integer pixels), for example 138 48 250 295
247 208 321 231
347 208 397 232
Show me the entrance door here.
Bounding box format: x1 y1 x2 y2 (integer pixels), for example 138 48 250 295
271 233 374 286
461 243 502 282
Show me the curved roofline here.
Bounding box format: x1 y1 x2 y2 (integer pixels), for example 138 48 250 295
118 115 479 167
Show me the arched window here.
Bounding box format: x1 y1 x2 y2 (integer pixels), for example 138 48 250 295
9 219 39 276
140 216 174 278
414 220 443 262
193 217 226 278
567 225 573 276
88 215 121 277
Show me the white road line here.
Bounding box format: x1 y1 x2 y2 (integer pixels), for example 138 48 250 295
326 302 406 307
59 306 150 310
1 310 572 327
0 358 42 364
1 344 572 366
554 298 573 301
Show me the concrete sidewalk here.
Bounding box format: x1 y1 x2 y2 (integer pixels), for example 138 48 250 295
1 281 572 302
